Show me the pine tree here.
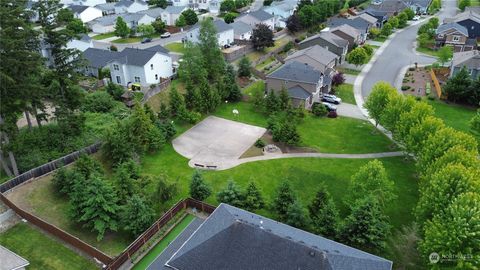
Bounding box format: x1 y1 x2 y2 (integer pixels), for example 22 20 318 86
265 90 280 113
184 82 199 110
243 181 265 211
286 200 309 230
272 181 296 221
121 194 155 237
198 81 220 113
279 87 290 110
238 56 252 77
154 175 178 204
189 170 212 201
308 185 339 238
216 180 244 207
169 85 186 116
115 165 137 202
224 65 242 102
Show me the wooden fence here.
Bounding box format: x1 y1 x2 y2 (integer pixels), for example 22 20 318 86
106 198 215 270
430 69 442 98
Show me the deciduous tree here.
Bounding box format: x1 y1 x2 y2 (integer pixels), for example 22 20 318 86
364 82 396 126
347 47 368 66
238 56 252 77
114 17 130 38
182 9 198 25
121 194 155 237
252 23 274 50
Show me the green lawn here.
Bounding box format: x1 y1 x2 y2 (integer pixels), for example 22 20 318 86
416 46 440 57
242 80 265 97
334 83 356 104
427 99 477 133
0 223 97 270
133 215 195 270
337 67 361 75
0 170 9 184
165 42 186 54
255 56 276 70
92 32 116 40
373 36 387 42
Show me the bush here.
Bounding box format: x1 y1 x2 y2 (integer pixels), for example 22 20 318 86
110 45 118 51
327 111 338 118
312 103 328 117
282 41 294 53
105 82 125 100
427 95 435 100
401 85 411 91
332 72 345 86
82 91 117 113
409 67 415 71
254 139 266 148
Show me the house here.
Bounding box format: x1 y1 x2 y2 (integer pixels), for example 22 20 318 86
209 0 220 14
362 9 389 27
367 0 409 16
95 2 116 16
328 17 370 42
450 50 480 80
67 34 94 52
0 245 30 270
109 47 173 87
405 0 432 14
186 20 234 47
444 9 480 40
298 31 349 64
82 47 119 77
137 7 164 20
68 5 102 23
188 0 212 11
263 0 298 28
236 9 275 30
171 0 189 7
114 0 148 14
160 204 393 270
331 24 362 50
266 61 325 109
61 0 106 7
436 22 476 52
88 13 155 33
357 12 379 27
161 6 187 26
231 21 253 40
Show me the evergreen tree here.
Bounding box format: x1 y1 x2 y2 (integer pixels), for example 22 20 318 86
198 19 225 82
443 66 473 103
178 42 207 85
216 180 244 207
238 56 252 77
115 164 137 202
169 85 186 116
278 87 290 110
184 82 199 109
198 81 220 113
272 181 296 221
265 90 280 113
286 200 309 230
224 65 242 101
102 121 136 166
121 194 155 237
181 9 198 25
308 185 339 238
154 175 178 204
189 170 212 201
243 181 265 211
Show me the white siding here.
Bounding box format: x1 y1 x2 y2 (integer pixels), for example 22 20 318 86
75 7 102 23
90 22 114 33
186 28 234 46
109 53 173 86
66 39 93 52
62 0 106 6
115 2 148 14
235 31 252 40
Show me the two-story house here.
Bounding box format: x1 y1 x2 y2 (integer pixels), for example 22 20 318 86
88 13 155 33
329 17 369 43
330 24 362 50
61 0 106 7
161 6 188 26
450 50 480 80
298 31 349 64
266 61 324 109
236 9 275 30
95 2 116 16
231 21 253 40
114 0 148 14
68 4 102 23
263 0 298 28
444 8 480 40
186 20 234 47
109 47 173 87
436 22 476 52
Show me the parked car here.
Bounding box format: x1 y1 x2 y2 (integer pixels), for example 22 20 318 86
413 15 421 21
141 38 152 43
223 44 231 49
322 102 337 112
161 32 171 38
322 94 342 104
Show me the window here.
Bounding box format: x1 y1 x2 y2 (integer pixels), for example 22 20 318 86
134 76 141 83
113 64 119 71
150 64 154 70
452 35 460 42
116 76 121 84
155 74 158 80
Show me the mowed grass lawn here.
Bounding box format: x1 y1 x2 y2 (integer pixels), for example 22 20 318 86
333 83 356 104
427 99 477 133
92 32 115 40
164 42 186 54
0 223 97 270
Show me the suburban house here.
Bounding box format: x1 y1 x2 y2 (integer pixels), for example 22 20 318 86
444 9 480 40
88 13 155 33
367 0 409 17
266 61 324 109
436 22 476 52
114 0 148 14
137 7 164 20
161 6 188 26
362 9 389 27
82 47 119 77
158 204 393 270
263 0 298 28
405 0 432 14
329 17 370 42
298 31 349 64
95 2 116 16
186 20 234 47
67 34 93 52
109 47 173 87
209 0 221 14
236 9 275 30
0 245 30 270
60 0 106 6
171 0 189 7
68 4 102 23
450 50 480 80
231 21 253 40
331 24 362 50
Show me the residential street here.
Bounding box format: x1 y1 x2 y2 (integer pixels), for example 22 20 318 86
360 0 458 98
92 31 187 51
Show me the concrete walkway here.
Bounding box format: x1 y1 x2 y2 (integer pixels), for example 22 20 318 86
337 103 366 120
344 74 356 84
188 151 404 170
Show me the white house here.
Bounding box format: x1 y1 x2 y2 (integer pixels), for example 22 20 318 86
161 6 187 26
122 13 155 29
67 34 93 51
186 20 234 47
137 7 165 20
88 13 155 33
263 0 298 28
209 0 220 14
231 21 253 40
68 5 102 23
236 9 275 30
171 0 190 7
61 0 106 7
114 0 148 14
109 47 173 87
95 2 116 16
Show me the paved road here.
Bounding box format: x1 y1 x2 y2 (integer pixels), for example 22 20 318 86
250 0 264 11
92 31 187 51
361 0 458 98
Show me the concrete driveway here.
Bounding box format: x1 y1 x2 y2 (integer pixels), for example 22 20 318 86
172 116 266 168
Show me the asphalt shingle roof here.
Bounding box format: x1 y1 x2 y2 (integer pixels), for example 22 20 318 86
329 17 369 32
95 2 116 11
113 47 158 66
452 50 480 70
436 22 468 36
288 85 311 99
230 21 252 35
144 44 170 55
368 0 409 13
300 31 349 48
82 48 119 68
165 204 393 270
68 4 89 13
331 24 361 39
115 0 147 7
138 7 164 18
248 9 275 21
190 19 233 33
164 5 187 14
268 61 322 84
285 45 339 69
88 14 120 26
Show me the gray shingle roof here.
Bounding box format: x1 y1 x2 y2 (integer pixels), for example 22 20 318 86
288 85 311 99
165 204 393 270
88 14 120 26
68 4 89 14
138 7 164 18
300 31 349 48
368 0 409 13
409 0 433 8
329 17 369 32
285 45 338 69
115 0 147 7
331 24 361 39
95 2 116 11
231 21 252 35
248 9 275 21
82 48 119 68
165 5 187 14
144 44 170 55
436 22 468 36
268 61 322 84
190 19 233 33
113 47 158 66
452 50 480 70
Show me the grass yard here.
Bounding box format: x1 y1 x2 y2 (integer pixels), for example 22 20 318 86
333 83 355 104
255 56 276 70
242 80 265 97
92 32 116 40
146 80 186 112
416 46 440 57
337 67 361 75
0 223 97 270
373 36 387 42
164 42 187 54
112 37 143 43
427 99 477 134
132 215 195 270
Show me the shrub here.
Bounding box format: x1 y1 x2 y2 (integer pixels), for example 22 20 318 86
327 111 338 118
254 139 266 148
415 96 421 101
82 91 117 113
409 67 415 71
427 95 435 100
282 41 294 53
110 45 118 51
312 103 328 117
332 72 345 86
401 85 410 91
